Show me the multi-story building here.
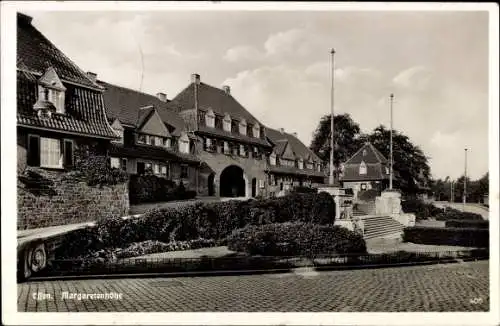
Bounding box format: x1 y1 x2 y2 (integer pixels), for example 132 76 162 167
340 142 390 198
97 80 202 191
168 73 326 198
17 12 118 174
265 127 326 196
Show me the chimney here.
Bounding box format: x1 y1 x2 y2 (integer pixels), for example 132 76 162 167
86 72 97 83
222 85 231 95
279 128 285 134
191 73 200 85
156 92 167 102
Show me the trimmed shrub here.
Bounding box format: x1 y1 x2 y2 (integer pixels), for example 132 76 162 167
435 207 483 221
226 222 367 256
129 175 196 204
403 226 489 247
310 191 335 224
357 189 379 201
445 219 489 229
401 199 444 219
291 186 318 194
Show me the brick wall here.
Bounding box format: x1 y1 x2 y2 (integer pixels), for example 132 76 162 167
17 167 129 230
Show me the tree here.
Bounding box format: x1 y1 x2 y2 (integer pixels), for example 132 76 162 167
310 114 363 177
361 125 432 195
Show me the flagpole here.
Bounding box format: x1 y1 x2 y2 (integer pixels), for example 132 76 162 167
329 48 336 185
463 148 467 207
389 93 394 190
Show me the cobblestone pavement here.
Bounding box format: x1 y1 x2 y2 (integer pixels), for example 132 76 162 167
18 261 489 312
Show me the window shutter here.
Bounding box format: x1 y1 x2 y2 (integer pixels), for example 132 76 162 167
28 135 40 166
63 140 73 168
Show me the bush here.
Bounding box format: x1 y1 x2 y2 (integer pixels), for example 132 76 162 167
435 207 483 221
357 189 379 201
129 175 196 204
291 186 318 194
445 219 489 229
227 222 367 256
401 199 444 219
403 226 489 247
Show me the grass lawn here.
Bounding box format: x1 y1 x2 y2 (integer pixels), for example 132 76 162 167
132 246 237 260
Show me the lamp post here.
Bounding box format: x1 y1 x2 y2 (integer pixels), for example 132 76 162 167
328 48 336 185
389 93 394 190
463 148 468 207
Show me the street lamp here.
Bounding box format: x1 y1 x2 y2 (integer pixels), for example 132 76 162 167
328 48 336 185
389 93 394 190
463 148 468 207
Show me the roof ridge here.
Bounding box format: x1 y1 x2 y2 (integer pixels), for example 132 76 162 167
343 142 370 165
98 80 161 98
26 21 102 89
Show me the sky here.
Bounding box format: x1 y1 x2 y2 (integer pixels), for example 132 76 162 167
24 9 490 180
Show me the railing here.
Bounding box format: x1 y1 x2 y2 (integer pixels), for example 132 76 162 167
26 248 488 281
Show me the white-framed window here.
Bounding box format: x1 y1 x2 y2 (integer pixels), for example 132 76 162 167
145 162 153 173
298 159 304 169
38 85 65 114
306 162 313 170
239 119 247 135
258 179 265 188
223 114 231 132
223 141 230 154
164 138 171 148
205 138 212 151
359 161 367 175
179 139 190 153
110 157 120 169
317 163 321 172
153 163 160 174
253 123 260 138
160 165 168 176
205 109 215 128
270 153 277 166
39 137 63 168
239 144 246 157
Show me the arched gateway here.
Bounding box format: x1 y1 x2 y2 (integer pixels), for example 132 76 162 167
220 165 246 197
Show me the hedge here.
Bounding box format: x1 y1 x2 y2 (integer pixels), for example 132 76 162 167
291 186 318 194
226 222 367 256
56 192 336 258
403 226 489 247
129 175 196 204
401 199 444 219
445 219 489 229
435 208 483 221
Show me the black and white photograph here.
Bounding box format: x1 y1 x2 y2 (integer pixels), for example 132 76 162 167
1 1 499 325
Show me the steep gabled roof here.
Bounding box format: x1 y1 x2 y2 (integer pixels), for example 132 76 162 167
343 142 388 165
16 13 116 139
340 163 390 181
169 82 261 125
97 80 187 136
17 13 100 89
266 127 322 163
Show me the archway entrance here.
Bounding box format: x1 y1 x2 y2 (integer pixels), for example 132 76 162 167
251 178 257 197
208 173 215 196
220 165 245 197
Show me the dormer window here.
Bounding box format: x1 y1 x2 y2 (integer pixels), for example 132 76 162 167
362 149 367 157
359 161 367 175
205 109 215 128
179 133 190 154
223 114 232 132
252 123 260 138
36 67 66 114
298 158 304 170
239 119 247 135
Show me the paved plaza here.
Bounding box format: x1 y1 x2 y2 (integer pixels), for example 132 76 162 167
18 260 489 312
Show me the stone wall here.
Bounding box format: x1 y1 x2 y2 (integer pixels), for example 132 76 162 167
17 167 129 230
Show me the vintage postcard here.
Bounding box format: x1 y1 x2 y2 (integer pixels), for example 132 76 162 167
1 1 499 325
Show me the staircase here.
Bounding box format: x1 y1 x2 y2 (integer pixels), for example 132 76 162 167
361 215 405 240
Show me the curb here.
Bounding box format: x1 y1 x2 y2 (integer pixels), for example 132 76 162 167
23 257 488 283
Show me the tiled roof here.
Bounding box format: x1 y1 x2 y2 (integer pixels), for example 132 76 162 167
97 80 186 137
16 13 116 139
197 125 272 147
17 13 100 89
266 165 326 178
17 71 118 138
169 82 261 125
109 143 200 164
340 163 389 181
266 127 322 163
344 142 388 165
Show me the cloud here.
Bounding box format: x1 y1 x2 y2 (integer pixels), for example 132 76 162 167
223 45 263 62
392 66 434 91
